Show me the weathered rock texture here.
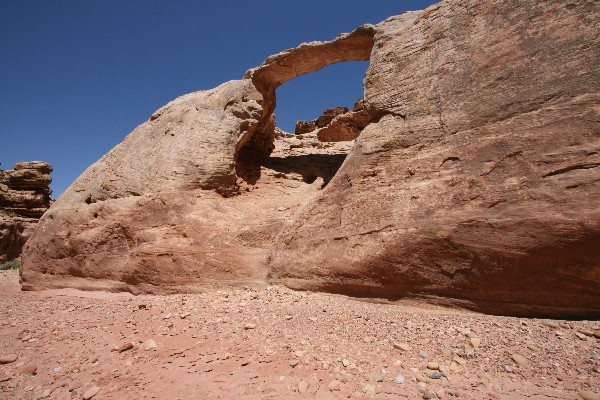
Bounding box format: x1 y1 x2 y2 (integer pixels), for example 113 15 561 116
270 1 600 318
294 101 372 142
21 0 600 318
0 162 52 263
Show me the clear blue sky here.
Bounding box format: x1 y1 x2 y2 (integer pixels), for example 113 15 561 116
0 0 437 197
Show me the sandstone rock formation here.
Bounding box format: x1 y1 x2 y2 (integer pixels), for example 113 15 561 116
21 0 600 318
0 162 52 263
294 101 372 142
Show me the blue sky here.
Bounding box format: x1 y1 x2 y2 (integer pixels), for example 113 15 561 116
0 1 437 197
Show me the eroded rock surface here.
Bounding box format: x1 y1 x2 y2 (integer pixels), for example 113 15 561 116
294 101 373 142
0 162 52 263
269 0 600 317
21 0 600 317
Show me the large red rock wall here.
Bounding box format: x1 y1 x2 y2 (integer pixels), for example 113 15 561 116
269 0 600 317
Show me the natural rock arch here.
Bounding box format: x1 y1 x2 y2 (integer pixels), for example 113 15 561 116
21 1 600 319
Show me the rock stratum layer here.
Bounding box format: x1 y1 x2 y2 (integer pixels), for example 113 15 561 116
21 0 600 318
0 162 52 263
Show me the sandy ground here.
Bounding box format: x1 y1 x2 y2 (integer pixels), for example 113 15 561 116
0 269 598 400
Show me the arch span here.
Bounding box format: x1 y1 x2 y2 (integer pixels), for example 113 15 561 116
234 25 376 182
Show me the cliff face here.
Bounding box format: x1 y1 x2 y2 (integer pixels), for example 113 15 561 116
21 0 600 318
0 162 52 263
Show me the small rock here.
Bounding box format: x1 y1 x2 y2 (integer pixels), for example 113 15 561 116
577 328 593 336
40 388 52 398
284 315 293 320
298 380 309 394
18 363 37 375
426 361 439 370
362 384 376 396
163 313 172 319
504 365 514 373
593 329 600 339
342 359 350 367
579 391 600 400
575 332 587 340
393 342 412 351
419 350 429 358
542 321 559 329
289 360 299 367
244 323 256 330
372 373 384 382
395 374 405 384
328 380 341 391
470 337 481 349
82 386 100 399
0 354 18 364
142 339 158 351
511 353 528 367
527 344 541 352
112 342 134 352
430 371 443 379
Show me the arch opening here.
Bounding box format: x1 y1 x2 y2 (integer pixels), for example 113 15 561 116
234 25 376 193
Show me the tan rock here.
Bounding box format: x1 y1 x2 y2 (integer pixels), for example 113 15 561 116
0 354 18 364
511 353 528 367
82 386 100 400
298 380 309 394
142 339 158 351
426 361 439 370
393 342 411 351
112 342 134 352
19 363 37 375
579 391 600 400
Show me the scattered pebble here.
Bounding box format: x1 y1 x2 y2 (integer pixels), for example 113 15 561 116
112 342 134 352
395 374 405 384
430 371 443 379
82 386 100 399
142 339 158 351
298 380 309 394
393 342 412 351
0 354 18 364
426 361 439 370
579 391 600 400
511 353 528 367
19 363 37 375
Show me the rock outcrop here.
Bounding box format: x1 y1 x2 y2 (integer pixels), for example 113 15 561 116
0 162 52 263
21 0 600 318
294 101 372 142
